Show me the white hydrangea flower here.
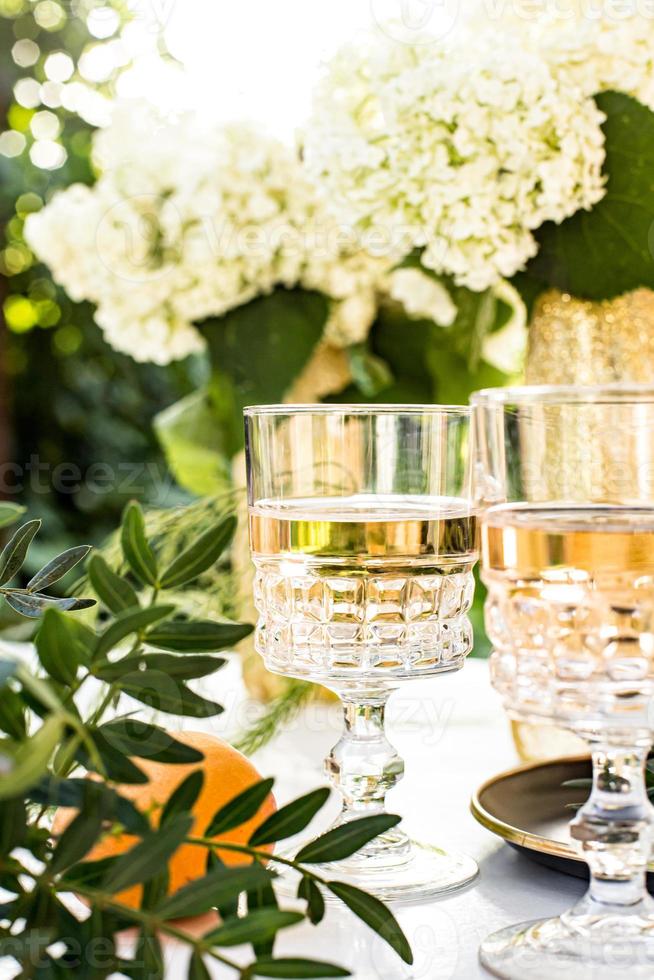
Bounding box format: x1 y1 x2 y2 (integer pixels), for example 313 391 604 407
304 33 607 292
475 2 654 110
24 184 106 305
387 267 457 326
26 101 388 364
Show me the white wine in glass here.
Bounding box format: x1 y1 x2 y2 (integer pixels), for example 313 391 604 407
250 493 476 679
245 405 479 903
475 384 654 980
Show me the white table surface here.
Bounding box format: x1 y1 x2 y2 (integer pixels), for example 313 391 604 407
159 657 586 979
1 646 587 979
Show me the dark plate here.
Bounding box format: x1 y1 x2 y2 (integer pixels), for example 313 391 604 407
471 755 654 888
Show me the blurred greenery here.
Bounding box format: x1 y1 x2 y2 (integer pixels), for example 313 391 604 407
0 0 196 578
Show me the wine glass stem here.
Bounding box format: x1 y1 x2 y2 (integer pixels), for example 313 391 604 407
325 689 405 826
569 742 654 916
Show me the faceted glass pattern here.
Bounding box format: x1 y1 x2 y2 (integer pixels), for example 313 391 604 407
485 569 654 732
253 564 475 680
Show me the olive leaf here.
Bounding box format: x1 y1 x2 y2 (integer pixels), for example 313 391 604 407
27 545 91 593
0 798 27 856
120 669 224 717
101 813 193 894
121 501 158 587
204 909 304 948
95 652 224 683
244 959 350 978
247 878 279 957
93 605 174 660
188 950 212 980
36 608 91 685
98 720 203 766
0 686 26 740
62 856 121 890
4 592 95 619
133 929 164 980
0 520 41 586
145 619 252 652
49 789 105 874
76 730 148 785
205 778 275 837
160 770 204 826
326 882 413 965
88 553 139 613
159 516 237 589
294 814 400 864
249 788 330 847
28 776 149 836
0 715 64 800
156 864 272 920
297 877 325 926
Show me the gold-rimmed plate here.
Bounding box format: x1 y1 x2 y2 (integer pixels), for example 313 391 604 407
471 755 654 887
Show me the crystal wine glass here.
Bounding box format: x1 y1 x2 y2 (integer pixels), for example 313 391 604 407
474 384 654 979
244 404 478 902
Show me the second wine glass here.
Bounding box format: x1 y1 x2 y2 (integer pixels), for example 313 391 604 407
244 404 479 902
474 384 654 979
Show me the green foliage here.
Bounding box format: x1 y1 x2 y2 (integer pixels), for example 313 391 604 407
295 814 401 863
200 288 329 448
155 289 329 495
206 778 276 837
146 619 251 651
121 502 159 587
0 2 199 570
325 882 413 965
0 507 413 977
0 503 25 528
155 390 234 497
244 958 350 978
88 553 140 612
160 516 237 588
527 91 654 300
0 519 41 585
249 789 331 847
0 518 94 619
332 295 508 408
298 876 325 925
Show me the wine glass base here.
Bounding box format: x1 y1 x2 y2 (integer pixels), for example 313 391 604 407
480 914 654 980
274 838 478 905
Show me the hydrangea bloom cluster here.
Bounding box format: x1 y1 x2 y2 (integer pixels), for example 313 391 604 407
387 268 457 326
303 35 607 291
26 103 388 364
487 3 654 110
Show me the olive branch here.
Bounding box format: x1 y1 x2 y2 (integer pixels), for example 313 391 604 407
0 502 412 979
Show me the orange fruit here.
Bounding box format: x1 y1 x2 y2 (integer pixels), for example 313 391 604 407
52 731 275 909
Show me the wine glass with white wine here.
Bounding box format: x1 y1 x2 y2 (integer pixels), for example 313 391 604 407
245 404 479 902
474 384 654 979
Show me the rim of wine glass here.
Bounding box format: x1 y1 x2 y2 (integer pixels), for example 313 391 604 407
471 383 654 406
243 403 471 416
